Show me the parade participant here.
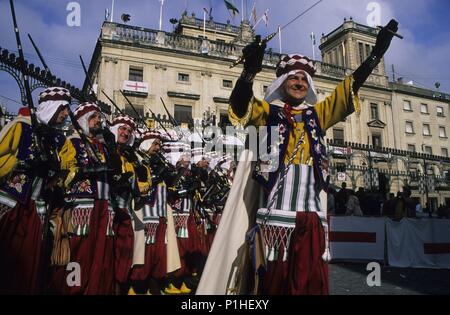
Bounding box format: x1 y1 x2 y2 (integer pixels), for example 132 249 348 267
198 20 399 295
128 130 174 295
109 114 149 294
0 87 74 294
47 102 116 294
167 153 204 294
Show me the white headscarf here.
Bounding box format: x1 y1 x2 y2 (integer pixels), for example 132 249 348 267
264 69 317 108
36 87 71 125
139 130 162 152
110 115 136 146
74 102 101 135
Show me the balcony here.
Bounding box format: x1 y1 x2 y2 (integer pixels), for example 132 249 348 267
100 22 386 86
103 22 237 60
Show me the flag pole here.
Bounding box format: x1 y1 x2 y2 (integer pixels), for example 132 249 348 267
159 0 164 31
278 25 282 54
252 15 263 30
110 0 114 22
203 9 206 38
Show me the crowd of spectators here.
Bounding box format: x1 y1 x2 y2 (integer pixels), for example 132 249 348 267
327 183 450 219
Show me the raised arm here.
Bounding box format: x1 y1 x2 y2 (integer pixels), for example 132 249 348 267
229 35 266 118
352 19 399 93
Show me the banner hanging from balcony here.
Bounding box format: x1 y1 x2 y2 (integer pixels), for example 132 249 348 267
122 80 149 94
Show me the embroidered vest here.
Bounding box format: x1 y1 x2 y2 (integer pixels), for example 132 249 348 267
0 122 66 204
67 137 110 199
253 104 329 193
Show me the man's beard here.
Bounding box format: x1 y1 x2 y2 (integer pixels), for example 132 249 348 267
89 125 102 136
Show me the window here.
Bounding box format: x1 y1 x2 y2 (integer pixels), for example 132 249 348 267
442 148 448 157
437 106 444 116
424 146 432 155
403 100 412 111
217 39 225 43
420 103 429 114
129 66 143 82
439 126 447 138
405 121 414 134
407 144 416 152
333 128 344 144
223 79 233 88
178 73 190 82
372 45 379 72
365 44 371 61
263 85 268 93
358 43 364 64
174 104 192 124
423 124 431 136
219 113 231 132
372 134 382 148
124 103 144 120
370 103 379 120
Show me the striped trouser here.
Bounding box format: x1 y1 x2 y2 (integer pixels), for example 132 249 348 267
143 184 167 244
256 164 326 261
143 184 167 219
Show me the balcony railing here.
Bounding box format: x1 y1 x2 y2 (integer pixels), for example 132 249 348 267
102 22 386 85
105 22 237 58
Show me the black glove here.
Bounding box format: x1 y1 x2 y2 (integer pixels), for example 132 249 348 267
34 123 53 140
111 171 134 197
119 145 139 163
372 19 398 58
242 35 266 74
99 127 117 151
135 164 148 182
107 150 123 176
21 157 59 178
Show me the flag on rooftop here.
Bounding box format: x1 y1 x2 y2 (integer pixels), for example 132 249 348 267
224 0 239 18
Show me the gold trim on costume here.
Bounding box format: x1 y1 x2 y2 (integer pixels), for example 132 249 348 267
228 96 254 128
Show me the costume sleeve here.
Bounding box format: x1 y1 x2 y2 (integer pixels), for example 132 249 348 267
315 75 361 131
59 138 77 172
228 96 270 128
0 122 22 178
59 139 79 188
137 165 152 195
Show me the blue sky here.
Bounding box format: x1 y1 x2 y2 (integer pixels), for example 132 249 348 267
1 0 450 113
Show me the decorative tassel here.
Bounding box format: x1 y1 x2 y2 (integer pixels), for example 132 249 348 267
268 247 275 261
50 208 71 266
283 246 288 262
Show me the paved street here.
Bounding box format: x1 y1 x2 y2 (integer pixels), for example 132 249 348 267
330 263 450 295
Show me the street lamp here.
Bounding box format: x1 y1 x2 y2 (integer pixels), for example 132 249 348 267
421 144 431 217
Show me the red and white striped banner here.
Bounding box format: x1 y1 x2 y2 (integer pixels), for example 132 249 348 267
386 218 450 268
329 216 386 262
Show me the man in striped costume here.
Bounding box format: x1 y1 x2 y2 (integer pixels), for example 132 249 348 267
0 87 74 294
199 20 398 295
129 130 176 294
47 102 116 294
109 115 150 294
